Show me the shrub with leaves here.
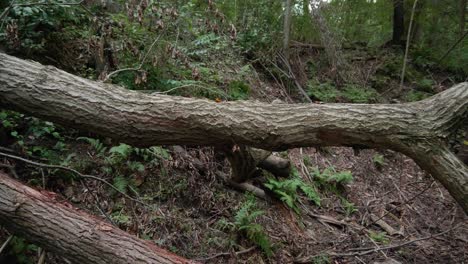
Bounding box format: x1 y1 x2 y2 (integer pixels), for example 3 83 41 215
0 1 88 53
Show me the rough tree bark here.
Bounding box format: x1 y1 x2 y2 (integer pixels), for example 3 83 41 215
0 171 196 264
0 53 467 212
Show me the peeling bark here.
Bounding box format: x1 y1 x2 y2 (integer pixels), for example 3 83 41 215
0 53 467 212
0 171 196 264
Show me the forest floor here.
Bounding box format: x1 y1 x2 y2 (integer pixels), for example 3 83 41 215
0 45 467 264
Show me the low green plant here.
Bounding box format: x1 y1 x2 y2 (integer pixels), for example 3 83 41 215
265 173 321 213
303 155 313 168
372 153 385 167
341 84 378 103
1 111 66 151
228 80 251 100
111 210 132 226
312 254 331 264
312 167 353 192
8 236 38 264
107 143 133 165
234 195 272 256
369 231 389 244
112 175 130 194
415 78 434 92
306 81 339 102
341 197 358 216
307 81 377 103
77 137 107 156
135 146 171 162
404 90 431 102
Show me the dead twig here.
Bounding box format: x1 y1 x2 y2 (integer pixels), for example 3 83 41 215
294 223 462 262
278 52 313 103
80 180 116 226
196 246 256 261
0 162 19 179
438 30 468 63
37 247 46 264
0 235 13 254
364 182 433 230
370 214 403 236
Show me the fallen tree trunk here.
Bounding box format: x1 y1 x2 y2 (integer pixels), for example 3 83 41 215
0 53 467 212
0 171 195 264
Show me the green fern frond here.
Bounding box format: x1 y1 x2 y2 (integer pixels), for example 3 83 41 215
113 175 129 194
77 137 107 155
299 184 321 206
234 195 273 256
328 171 353 184
247 228 273 256
265 175 321 212
109 143 132 158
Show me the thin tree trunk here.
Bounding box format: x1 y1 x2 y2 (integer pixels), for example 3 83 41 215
283 0 293 59
410 0 424 43
0 53 467 212
392 0 404 45
0 171 196 264
461 0 467 37
400 0 418 89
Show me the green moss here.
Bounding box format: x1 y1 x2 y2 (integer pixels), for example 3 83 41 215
307 81 339 102
228 80 251 100
307 81 378 103
342 84 378 103
405 90 431 102
415 78 434 93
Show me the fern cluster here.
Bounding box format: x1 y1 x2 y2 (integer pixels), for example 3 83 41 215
216 195 273 256
265 166 355 215
234 195 272 256
312 167 353 190
77 138 171 194
265 176 321 213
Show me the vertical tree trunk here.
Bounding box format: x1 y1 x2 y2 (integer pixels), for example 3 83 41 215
303 0 309 17
410 0 424 43
392 0 404 45
461 0 467 37
283 0 293 59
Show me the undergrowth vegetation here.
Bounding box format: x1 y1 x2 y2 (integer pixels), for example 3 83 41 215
0 0 466 263
216 195 273 256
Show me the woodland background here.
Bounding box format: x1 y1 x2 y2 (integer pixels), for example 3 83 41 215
0 0 467 263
